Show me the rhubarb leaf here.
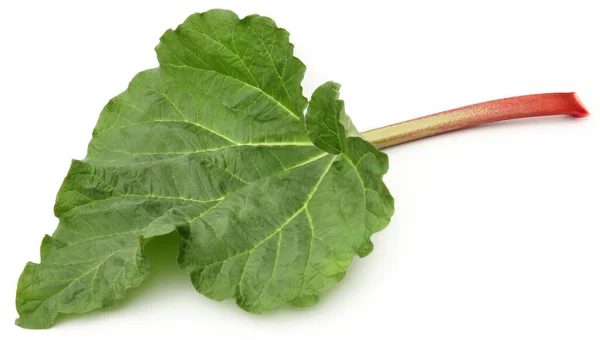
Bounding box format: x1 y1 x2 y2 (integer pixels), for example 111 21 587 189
15 9 394 329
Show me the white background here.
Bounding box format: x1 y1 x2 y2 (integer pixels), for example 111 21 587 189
1 0 599 339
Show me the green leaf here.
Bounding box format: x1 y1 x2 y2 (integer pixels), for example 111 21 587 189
306 81 360 154
15 9 394 329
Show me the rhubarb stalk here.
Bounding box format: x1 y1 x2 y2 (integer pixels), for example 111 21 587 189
362 93 589 149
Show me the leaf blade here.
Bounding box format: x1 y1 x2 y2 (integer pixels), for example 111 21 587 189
15 10 393 328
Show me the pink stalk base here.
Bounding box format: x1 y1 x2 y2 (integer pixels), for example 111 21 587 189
362 93 589 149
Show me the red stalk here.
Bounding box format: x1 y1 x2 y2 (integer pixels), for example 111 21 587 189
361 93 589 149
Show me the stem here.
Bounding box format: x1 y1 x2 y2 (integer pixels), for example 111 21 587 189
361 93 589 149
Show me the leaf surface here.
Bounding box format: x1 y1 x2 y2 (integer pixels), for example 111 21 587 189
16 9 394 329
